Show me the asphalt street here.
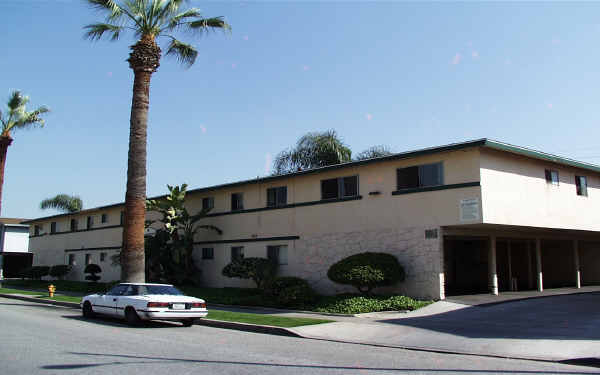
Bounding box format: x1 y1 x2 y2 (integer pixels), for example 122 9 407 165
0 297 596 375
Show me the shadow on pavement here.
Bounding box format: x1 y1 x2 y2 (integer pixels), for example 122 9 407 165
378 293 600 340
37 352 596 374
62 314 183 329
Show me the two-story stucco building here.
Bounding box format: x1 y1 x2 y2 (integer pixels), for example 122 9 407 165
23 139 600 300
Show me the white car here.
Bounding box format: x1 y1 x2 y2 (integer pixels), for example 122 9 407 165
80 283 208 327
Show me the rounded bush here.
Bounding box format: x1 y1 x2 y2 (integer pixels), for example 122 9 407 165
327 252 405 294
22 266 50 280
222 258 277 289
49 265 72 279
266 276 315 307
84 263 102 283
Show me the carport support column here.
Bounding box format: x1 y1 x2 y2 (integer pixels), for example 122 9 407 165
574 240 581 289
489 235 498 295
536 238 543 292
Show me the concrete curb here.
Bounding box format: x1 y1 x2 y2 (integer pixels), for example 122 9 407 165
207 303 357 318
0 293 79 309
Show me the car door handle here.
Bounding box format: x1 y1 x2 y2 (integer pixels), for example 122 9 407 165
113 298 117 302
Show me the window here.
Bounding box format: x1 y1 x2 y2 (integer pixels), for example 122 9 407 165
576 176 588 196
202 197 214 211
107 284 128 296
50 222 57 234
120 211 124 225
70 219 78 232
100 253 106 262
202 248 214 260
397 162 443 190
34 225 41 236
267 245 288 265
231 193 244 211
101 213 108 223
85 254 92 265
231 246 244 262
68 254 75 266
86 216 93 229
321 176 359 200
545 169 559 185
267 186 287 207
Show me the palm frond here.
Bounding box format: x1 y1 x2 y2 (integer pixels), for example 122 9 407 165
84 23 124 41
85 0 124 22
40 194 83 213
162 8 201 31
7 91 27 111
165 38 198 67
187 16 231 33
14 106 50 129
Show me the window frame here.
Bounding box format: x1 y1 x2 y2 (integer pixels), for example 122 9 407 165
231 246 244 262
34 225 41 236
231 193 244 211
70 219 78 232
320 175 359 200
397 162 444 190
202 197 215 211
101 213 108 223
100 252 107 262
545 169 559 185
201 247 214 260
86 216 93 230
50 222 57 234
267 186 288 207
575 175 588 196
267 245 288 265
120 211 124 226
68 254 75 266
85 254 91 265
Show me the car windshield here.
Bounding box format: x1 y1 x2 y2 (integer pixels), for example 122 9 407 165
139 285 184 296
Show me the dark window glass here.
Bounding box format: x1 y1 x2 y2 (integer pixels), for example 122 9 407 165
85 254 91 265
342 176 358 197
70 219 78 232
231 193 244 211
267 186 287 207
231 246 244 262
68 254 75 265
87 216 93 229
107 285 129 296
397 163 443 190
267 245 288 265
50 222 57 234
321 178 340 200
576 176 588 196
202 248 214 260
100 253 106 262
34 225 40 236
202 197 214 211
139 285 183 295
101 214 108 223
120 211 124 226
545 169 559 185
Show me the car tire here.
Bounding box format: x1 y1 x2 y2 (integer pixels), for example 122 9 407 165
125 307 142 326
82 302 95 318
181 319 195 327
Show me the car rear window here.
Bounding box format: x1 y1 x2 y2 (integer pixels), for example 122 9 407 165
140 285 184 295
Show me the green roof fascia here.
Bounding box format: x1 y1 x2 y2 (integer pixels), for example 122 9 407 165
482 139 600 174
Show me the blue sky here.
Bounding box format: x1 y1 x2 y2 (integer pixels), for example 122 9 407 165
1 1 600 219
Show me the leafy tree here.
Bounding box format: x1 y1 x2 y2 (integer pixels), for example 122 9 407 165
49 265 72 280
0 91 48 214
354 145 393 161
40 194 83 213
327 252 405 295
84 263 102 283
272 130 352 175
222 258 277 289
83 0 230 283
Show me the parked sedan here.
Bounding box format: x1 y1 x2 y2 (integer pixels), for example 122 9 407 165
80 283 208 327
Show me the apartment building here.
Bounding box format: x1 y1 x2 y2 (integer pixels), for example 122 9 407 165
24 139 600 300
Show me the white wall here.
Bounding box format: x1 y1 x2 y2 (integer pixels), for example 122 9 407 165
2 226 29 253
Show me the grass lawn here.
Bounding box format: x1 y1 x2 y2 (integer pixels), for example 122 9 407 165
205 310 332 327
0 287 42 296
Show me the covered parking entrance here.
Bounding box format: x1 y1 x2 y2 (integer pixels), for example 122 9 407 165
442 225 600 297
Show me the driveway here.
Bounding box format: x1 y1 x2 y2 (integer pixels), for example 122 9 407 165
291 292 600 362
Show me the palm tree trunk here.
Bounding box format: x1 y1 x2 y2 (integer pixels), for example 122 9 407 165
120 69 152 283
0 136 14 216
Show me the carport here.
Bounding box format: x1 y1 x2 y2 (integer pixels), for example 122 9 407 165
442 225 600 297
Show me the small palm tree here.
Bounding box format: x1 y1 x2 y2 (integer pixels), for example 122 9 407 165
40 194 83 213
273 130 352 175
0 91 49 215
354 145 393 161
84 0 230 282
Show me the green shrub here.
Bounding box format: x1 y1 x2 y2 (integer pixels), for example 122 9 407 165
84 264 102 283
313 294 431 314
266 276 315 307
20 266 50 280
49 265 72 280
222 258 277 289
327 252 405 294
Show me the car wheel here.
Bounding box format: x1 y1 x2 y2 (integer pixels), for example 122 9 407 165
181 319 195 327
125 307 141 326
82 302 95 318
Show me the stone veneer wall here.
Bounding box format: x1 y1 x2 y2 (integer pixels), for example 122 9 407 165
287 226 443 300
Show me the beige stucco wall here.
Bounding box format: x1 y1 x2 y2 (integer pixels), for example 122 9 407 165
480 149 600 231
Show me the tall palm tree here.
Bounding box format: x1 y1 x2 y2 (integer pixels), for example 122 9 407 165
0 91 49 215
40 194 83 213
273 130 352 175
83 0 230 282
